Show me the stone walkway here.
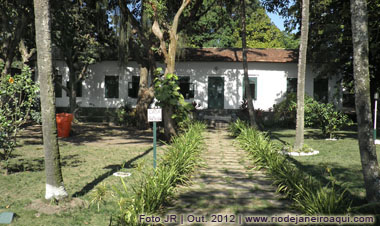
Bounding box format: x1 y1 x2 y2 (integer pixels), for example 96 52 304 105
163 128 296 226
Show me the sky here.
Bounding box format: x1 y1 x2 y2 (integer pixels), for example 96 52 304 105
267 12 286 31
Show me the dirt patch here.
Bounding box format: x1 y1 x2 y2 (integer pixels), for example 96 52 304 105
27 198 87 215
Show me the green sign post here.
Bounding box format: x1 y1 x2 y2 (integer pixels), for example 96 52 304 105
374 93 378 143
148 108 162 169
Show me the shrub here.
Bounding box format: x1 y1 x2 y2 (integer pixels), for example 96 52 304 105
228 118 249 137
114 122 205 225
233 121 350 214
273 94 352 138
153 70 194 129
305 101 353 138
0 65 39 174
115 104 136 126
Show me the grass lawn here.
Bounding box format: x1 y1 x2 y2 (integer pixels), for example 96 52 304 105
268 127 380 203
0 124 165 226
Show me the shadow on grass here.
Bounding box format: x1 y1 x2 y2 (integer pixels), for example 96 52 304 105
7 154 82 174
72 147 153 197
285 156 365 206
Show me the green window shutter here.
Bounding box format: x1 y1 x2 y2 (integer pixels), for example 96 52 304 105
105 75 119 98
128 76 139 98
178 76 194 99
287 78 297 94
54 74 62 98
242 77 257 100
314 78 328 103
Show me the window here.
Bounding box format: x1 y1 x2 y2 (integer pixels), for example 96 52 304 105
178 76 194 99
105 75 119 98
287 78 297 93
243 77 257 100
66 81 82 97
314 78 328 103
128 76 139 98
54 74 62 98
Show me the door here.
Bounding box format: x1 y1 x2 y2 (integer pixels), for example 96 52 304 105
208 77 224 109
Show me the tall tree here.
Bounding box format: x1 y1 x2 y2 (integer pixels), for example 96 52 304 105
350 0 380 202
241 0 256 127
150 0 191 139
234 7 298 49
294 0 309 151
0 0 35 76
51 0 110 116
117 0 156 129
34 0 68 200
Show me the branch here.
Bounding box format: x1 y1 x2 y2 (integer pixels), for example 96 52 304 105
76 64 88 83
118 0 149 46
172 0 191 35
19 39 36 63
152 19 168 60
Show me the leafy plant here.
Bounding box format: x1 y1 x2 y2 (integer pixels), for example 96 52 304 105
114 122 205 225
89 182 109 212
153 69 194 129
233 121 351 214
0 65 39 174
305 101 353 138
228 118 249 137
115 104 136 126
273 93 353 138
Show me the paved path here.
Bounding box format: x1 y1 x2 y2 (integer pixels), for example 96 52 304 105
163 128 295 226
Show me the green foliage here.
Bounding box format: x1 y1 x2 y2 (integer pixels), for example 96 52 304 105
228 118 249 137
115 104 137 126
0 65 39 172
233 121 350 214
90 182 109 212
153 70 194 126
273 93 352 138
273 93 301 127
114 122 205 225
183 0 298 48
305 101 353 139
233 8 299 49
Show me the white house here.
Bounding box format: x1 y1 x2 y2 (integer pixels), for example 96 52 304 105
53 48 342 117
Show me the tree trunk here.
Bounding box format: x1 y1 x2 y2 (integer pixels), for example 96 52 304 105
67 62 77 116
294 0 310 151
163 105 177 140
1 15 27 76
241 0 256 127
350 0 380 202
34 0 68 200
151 0 190 140
136 65 154 129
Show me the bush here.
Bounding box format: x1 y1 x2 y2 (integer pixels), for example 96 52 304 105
114 122 206 225
0 65 39 173
273 94 352 138
305 101 353 138
115 104 137 126
228 118 249 137
153 70 194 130
233 121 350 214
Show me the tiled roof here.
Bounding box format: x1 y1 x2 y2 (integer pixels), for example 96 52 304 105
178 48 298 63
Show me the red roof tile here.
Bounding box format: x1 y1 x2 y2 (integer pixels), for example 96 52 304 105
179 48 298 63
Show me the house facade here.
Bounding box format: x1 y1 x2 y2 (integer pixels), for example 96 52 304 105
53 48 342 117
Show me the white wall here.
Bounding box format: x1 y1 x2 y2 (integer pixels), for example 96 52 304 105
54 60 338 111
55 61 141 108
176 61 316 110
